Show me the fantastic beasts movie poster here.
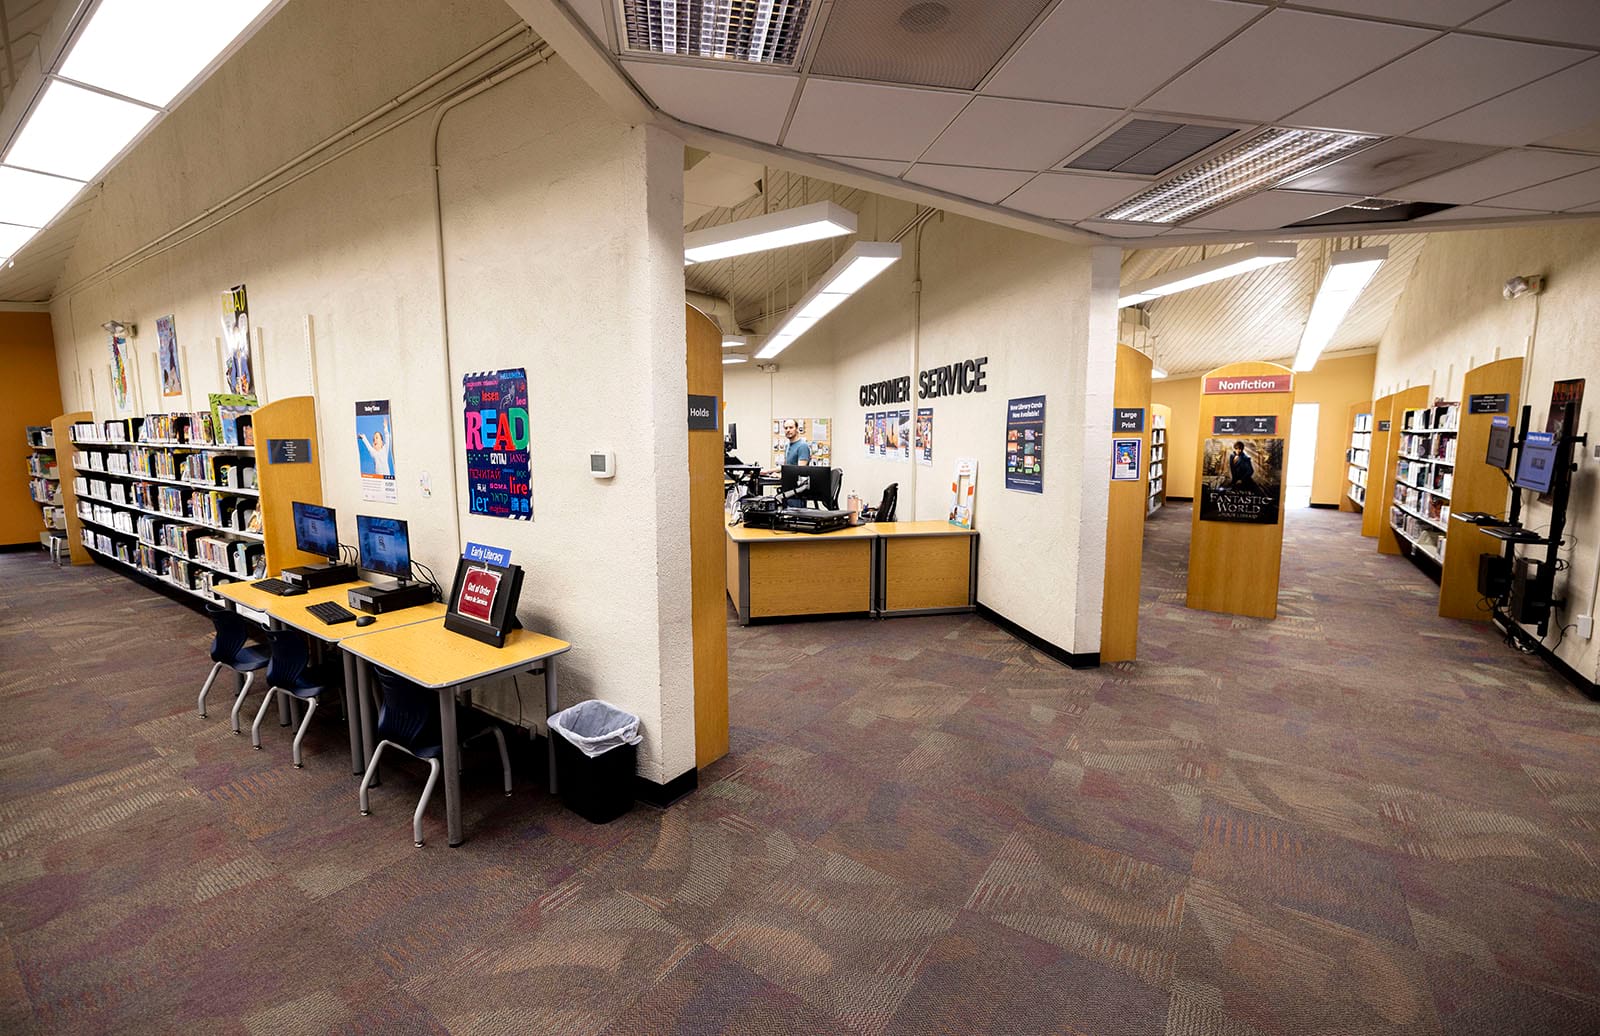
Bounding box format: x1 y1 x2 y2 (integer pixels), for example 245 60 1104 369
1199 437 1283 524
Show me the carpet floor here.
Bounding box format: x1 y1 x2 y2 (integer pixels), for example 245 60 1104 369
2 504 1598 1034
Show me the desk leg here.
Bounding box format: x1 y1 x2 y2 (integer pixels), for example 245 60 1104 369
357 659 379 787
738 544 751 626
544 658 560 795
270 619 292 727
440 685 463 847
341 650 362 775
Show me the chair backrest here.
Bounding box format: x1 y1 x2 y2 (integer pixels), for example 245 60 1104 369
373 668 444 752
827 469 844 510
206 605 253 665
876 483 899 523
264 629 310 689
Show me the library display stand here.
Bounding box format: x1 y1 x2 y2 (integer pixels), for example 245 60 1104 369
1342 403 1372 513
24 424 66 551
1101 343 1152 662
1389 400 1459 570
1376 386 1431 555
1149 403 1170 517
1438 357 1522 620
1186 361 1295 619
1360 393 1396 540
68 396 324 605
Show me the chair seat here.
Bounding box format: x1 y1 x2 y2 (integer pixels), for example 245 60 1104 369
280 664 338 698
233 645 271 671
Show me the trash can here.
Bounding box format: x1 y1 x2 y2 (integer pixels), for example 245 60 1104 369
548 699 642 824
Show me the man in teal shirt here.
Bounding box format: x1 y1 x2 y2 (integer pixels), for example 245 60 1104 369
781 418 812 466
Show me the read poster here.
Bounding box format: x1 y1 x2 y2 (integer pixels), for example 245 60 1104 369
355 400 398 504
915 407 934 466
156 315 183 397
220 284 252 395
1004 395 1046 493
463 369 532 520
107 330 132 413
1199 436 1284 524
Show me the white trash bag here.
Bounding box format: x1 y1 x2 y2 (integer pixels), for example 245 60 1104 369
548 699 642 759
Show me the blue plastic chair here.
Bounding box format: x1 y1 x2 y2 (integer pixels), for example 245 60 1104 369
251 629 339 768
197 606 271 732
359 668 512 847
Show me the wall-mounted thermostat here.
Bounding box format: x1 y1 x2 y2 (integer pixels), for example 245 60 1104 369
589 451 615 479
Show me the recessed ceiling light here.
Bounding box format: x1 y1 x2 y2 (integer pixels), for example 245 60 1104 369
3 80 158 182
621 0 814 65
0 166 85 228
1294 246 1387 372
722 354 749 364
1118 242 1297 308
722 335 748 348
685 200 855 264
60 0 278 108
0 222 39 261
1099 128 1379 224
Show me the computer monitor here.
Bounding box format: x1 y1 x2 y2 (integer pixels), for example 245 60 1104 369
725 423 737 451
1514 437 1558 494
291 502 339 561
780 464 839 509
1485 425 1512 470
356 514 412 582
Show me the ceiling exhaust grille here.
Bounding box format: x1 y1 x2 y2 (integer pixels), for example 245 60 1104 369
1066 120 1236 176
622 0 814 65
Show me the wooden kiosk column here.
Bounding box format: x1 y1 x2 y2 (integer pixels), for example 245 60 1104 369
686 305 729 768
1377 385 1430 555
1101 344 1152 662
1340 400 1371 514
1360 393 1396 539
1439 357 1522 619
1186 362 1295 619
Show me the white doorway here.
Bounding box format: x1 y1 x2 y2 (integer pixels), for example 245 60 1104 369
1287 403 1319 508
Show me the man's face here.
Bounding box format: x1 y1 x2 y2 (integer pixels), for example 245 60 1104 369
784 421 799 441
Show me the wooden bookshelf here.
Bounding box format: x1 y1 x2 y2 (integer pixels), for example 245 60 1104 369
1376 386 1429 554
1102 343 1152 662
24 424 63 549
1148 403 1170 517
1388 399 1459 574
1342 403 1372 513
1361 393 1395 540
1439 358 1522 620
67 396 323 605
46 413 92 564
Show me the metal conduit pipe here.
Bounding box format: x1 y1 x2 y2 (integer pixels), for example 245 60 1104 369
685 290 740 336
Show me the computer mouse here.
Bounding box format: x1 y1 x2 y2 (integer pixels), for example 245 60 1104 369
355 615 376 627
282 586 306 596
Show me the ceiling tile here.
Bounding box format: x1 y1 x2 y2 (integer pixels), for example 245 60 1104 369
1389 148 1600 202
920 96 1119 170
1413 57 1600 147
570 0 611 45
822 155 912 177
1293 0 1501 25
1412 204 1544 221
1001 173 1144 220
784 80 968 161
1535 120 1600 153
903 164 1034 204
982 0 1261 109
1184 189 1359 229
1142 9 1434 122
808 0 1052 90
1278 137 1498 194
1481 166 1600 210
623 61 797 145
1465 0 1600 46
1288 34 1588 135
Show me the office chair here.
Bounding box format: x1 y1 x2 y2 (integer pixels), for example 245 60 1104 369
359 668 512 847
251 629 339 767
827 468 844 510
197 605 271 730
869 483 898 523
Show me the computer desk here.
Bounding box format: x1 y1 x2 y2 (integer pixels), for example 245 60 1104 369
341 620 571 847
213 579 445 774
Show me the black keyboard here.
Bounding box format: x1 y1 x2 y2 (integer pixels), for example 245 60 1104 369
254 578 301 596
307 601 357 625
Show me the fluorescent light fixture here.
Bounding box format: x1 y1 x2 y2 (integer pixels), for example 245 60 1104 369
685 200 856 264
1152 366 1168 379
1118 242 1297 307
722 335 747 349
621 0 814 65
1294 246 1388 372
3 80 158 182
1098 128 1378 224
755 241 900 360
0 222 39 260
60 0 277 108
722 355 748 365
0 166 85 228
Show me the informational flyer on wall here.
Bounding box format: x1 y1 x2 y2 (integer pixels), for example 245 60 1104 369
915 408 934 466
771 417 831 468
220 284 253 395
463 369 532 520
107 330 132 414
948 457 977 529
1112 438 1141 481
156 315 183 398
355 400 398 504
863 412 878 459
1199 436 1283 524
1004 395 1046 493
895 409 912 462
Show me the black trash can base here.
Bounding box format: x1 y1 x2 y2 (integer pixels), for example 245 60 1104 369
554 734 636 824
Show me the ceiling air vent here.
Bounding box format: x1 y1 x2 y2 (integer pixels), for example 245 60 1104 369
1288 197 1458 227
621 0 814 65
1066 120 1237 176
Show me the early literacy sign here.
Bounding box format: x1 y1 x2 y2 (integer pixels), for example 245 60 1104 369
463 542 512 567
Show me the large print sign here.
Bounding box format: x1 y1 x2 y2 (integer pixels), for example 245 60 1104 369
463 369 532 520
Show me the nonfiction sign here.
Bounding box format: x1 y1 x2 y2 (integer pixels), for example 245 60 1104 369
1203 373 1292 394
1199 436 1283 524
462 368 532 520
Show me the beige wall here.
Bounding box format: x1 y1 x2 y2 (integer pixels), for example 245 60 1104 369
0 311 63 545
1375 219 1600 683
1152 352 1376 506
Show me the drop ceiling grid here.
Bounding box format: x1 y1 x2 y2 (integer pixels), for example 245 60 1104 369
0 0 56 108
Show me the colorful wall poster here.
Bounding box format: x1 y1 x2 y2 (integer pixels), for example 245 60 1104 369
895 409 912 462
356 399 398 504
874 413 887 456
863 411 879 458
915 408 934 466
107 330 132 413
209 393 259 446
772 417 831 468
948 457 977 529
1112 438 1141 481
220 284 253 395
1004 395 1046 493
1199 436 1284 524
463 369 532 520
156 315 183 397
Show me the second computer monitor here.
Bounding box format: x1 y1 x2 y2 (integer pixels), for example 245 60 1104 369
1514 439 1558 494
780 464 839 509
356 515 412 581
1485 425 1513 470
292 502 339 561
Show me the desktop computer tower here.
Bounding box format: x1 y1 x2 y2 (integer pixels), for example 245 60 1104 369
1477 554 1511 600
283 562 357 589
1508 556 1550 625
348 582 435 614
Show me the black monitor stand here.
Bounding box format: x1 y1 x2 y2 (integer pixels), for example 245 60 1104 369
1489 403 1585 636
